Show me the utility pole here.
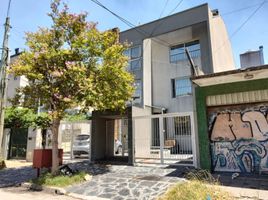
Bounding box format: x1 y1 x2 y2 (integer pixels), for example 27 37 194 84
0 0 12 159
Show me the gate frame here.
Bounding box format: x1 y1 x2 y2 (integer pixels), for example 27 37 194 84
132 112 197 167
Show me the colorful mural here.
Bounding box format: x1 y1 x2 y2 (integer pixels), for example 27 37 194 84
209 105 268 173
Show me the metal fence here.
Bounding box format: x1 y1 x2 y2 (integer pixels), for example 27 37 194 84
133 112 196 166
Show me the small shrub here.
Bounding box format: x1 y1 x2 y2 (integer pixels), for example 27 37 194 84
184 169 218 183
31 171 87 187
0 160 6 170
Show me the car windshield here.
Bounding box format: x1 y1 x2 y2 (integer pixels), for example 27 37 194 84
75 135 89 140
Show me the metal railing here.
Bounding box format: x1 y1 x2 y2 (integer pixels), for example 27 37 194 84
133 112 196 167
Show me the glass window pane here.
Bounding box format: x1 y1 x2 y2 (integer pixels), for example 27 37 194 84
131 46 141 59
123 49 130 57
133 80 142 104
170 41 200 63
130 59 141 70
174 78 192 96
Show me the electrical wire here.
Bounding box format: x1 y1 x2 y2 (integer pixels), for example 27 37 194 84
222 1 268 16
159 0 170 19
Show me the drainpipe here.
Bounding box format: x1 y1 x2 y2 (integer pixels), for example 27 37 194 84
259 46 264 65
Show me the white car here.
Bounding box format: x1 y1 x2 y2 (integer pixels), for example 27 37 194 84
72 134 90 157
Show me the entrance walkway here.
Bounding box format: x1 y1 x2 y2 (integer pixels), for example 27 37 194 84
66 162 185 200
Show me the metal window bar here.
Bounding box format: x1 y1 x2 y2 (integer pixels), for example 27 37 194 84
133 113 193 166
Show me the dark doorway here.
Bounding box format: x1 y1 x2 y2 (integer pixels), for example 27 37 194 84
8 128 28 159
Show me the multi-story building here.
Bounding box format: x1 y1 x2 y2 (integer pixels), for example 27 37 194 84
91 3 236 168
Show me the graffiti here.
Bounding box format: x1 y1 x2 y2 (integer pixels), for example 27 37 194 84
209 105 268 173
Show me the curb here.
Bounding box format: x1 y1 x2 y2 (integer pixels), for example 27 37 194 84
21 182 66 195
21 182 108 200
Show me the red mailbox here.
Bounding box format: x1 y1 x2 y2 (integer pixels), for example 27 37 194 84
33 149 63 176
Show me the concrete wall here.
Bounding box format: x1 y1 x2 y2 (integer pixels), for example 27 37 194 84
132 106 152 158
151 27 202 113
91 117 106 161
208 12 235 72
26 128 42 162
143 39 152 107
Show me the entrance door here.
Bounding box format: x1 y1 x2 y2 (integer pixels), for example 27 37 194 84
9 128 28 159
117 119 128 157
106 119 128 158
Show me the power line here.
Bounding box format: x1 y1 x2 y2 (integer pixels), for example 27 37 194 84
159 0 170 19
222 1 268 16
168 0 184 15
88 0 172 47
229 1 266 39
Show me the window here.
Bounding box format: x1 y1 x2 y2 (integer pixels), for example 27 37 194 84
170 40 200 63
133 80 142 104
172 78 192 97
174 116 191 136
124 45 142 71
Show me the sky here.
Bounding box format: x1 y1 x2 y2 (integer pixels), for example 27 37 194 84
0 0 268 68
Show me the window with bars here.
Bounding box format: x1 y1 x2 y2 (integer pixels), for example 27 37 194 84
170 40 200 63
171 77 192 97
174 116 191 136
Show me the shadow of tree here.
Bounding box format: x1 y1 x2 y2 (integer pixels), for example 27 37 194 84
0 166 36 188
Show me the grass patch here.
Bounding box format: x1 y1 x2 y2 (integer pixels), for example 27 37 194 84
31 171 87 187
159 170 233 200
158 180 233 200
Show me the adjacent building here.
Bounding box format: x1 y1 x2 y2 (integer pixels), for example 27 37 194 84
192 64 268 174
240 46 265 69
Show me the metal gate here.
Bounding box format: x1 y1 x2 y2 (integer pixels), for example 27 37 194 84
8 128 28 159
133 112 196 166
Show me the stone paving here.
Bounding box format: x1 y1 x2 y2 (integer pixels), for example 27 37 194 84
66 162 186 200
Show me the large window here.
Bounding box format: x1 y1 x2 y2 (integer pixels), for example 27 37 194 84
170 40 200 63
124 45 142 71
172 77 192 97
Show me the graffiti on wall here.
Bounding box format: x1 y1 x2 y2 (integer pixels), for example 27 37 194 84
209 105 268 173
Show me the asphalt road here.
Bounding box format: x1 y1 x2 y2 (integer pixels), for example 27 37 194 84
0 187 81 200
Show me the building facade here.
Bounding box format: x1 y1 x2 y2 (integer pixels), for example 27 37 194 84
91 3 235 167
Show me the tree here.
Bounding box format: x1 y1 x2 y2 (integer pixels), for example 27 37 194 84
9 0 134 173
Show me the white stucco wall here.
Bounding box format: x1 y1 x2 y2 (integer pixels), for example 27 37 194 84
208 13 236 72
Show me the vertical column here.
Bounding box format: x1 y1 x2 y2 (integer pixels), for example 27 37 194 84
159 116 164 164
190 112 198 168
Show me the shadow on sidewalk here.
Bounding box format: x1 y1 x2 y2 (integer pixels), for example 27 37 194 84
213 172 268 190
164 166 268 190
0 166 36 188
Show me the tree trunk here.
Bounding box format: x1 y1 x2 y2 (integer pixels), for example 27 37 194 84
51 118 60 174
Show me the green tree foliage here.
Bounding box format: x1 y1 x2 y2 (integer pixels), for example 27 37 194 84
9 0 134 173
4 107 51 129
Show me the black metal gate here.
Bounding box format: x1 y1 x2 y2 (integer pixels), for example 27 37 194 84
8 128 28 159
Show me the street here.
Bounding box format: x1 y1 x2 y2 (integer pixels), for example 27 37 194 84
0 187 80 200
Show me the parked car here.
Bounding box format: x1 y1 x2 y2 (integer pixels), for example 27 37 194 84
72 134 90 157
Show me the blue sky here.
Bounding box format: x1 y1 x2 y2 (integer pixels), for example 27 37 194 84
0 0 267 68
